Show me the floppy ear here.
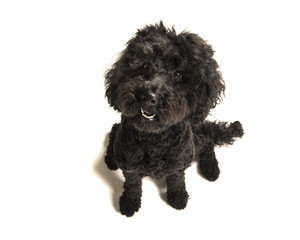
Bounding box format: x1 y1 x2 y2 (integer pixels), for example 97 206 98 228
104 58 124 111
181 32 225 122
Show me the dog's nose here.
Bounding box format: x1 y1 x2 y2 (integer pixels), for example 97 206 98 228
141 94 158 107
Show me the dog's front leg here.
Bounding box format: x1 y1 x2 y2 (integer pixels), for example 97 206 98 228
104 123 120 170
119 171 142 217
166 171 189 210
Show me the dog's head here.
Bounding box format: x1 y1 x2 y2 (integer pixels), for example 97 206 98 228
105 22 224 133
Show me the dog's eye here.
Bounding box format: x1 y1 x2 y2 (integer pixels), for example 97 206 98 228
172 70 182 78
134 63 149 75
171 70 184 83
136 63 148 72
142 63 148 69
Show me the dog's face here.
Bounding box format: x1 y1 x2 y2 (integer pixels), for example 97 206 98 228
105 22 224 133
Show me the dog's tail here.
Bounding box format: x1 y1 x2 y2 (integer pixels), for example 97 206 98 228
198 121 244 146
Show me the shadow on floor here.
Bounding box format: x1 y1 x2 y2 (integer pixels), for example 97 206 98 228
93 132 124 212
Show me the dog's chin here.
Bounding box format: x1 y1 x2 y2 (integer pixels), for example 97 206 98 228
122 108 173 134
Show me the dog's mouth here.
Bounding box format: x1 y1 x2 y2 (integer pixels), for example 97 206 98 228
141 108 156 120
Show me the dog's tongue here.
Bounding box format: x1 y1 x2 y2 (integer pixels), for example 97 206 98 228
143 109 153 116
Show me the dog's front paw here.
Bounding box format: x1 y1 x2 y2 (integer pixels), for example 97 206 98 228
167 190 189 210
104 155 118 170
229 121 244 138
119 193 141 217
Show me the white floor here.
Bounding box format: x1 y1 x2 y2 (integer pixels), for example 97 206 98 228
1 1 300 239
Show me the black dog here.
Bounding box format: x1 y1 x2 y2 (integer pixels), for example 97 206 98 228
104 22 243 217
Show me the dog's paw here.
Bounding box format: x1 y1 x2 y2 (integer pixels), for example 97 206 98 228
119 193 141 217
104 155 118 170
198 160 220 182
229 121 244 138
167 190 189 210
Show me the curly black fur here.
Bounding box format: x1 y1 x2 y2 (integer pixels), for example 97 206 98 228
104 21 244 217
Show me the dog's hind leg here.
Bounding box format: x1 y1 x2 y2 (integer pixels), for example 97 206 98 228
198 143 220 181
104 123 120 170
166 171 189 210
119 172 143 217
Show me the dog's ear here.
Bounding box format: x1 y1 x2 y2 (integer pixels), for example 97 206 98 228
104 58 124 111
180 32 225 122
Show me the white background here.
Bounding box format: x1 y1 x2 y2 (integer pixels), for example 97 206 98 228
1 0 299 239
